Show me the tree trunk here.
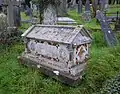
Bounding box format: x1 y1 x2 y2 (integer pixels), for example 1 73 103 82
92 0 98 17
43 4 57 25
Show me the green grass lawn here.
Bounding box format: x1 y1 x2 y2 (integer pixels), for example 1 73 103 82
0 6 120 94
0 32 120 94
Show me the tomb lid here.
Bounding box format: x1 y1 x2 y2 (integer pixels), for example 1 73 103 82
57 17 77 24
22 25 92 45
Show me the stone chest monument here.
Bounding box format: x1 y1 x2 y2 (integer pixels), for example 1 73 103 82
19 25 92 85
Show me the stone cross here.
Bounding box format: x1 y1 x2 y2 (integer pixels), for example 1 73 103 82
85 0 90 12
3 0 21 27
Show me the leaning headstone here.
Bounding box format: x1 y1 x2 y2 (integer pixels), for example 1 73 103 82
96 10 118 46
77 0 82 14
85 0 90 12
0 0 3 6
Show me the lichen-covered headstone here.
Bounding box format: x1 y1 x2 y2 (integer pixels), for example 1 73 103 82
0 12 8 42
43 4 57 25
82 11 91 22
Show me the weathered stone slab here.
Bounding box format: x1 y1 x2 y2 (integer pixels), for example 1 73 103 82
96 10 118 46
57 17 77 24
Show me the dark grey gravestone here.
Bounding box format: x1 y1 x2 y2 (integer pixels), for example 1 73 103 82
0 0 3 6
99 0 106 11
85 0 90 12
77 0 82 14
20 5 25 12
96 10 118 46
13 6 21 27
25 5 32 16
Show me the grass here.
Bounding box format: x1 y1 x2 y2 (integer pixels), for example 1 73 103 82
0 5 120 94
0 32 120 94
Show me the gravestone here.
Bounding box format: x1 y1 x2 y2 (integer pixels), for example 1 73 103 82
13 6 21 27
96 10 118 46
19 25 92 85
99 0 106 11
85 0 90 12
0 12 8 42
69 0 77 10
57 0 67 17
82 11 91 22
77 0 82 14
0 0 22 44
7 0 14 27
43 4 57 25
25 5 32 16
0 0 3 6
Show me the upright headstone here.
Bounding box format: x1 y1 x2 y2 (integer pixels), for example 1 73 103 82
13 6 21 27
7 0 14 27
43 4 57 25
99 0 106 11
85 0 90 12
0 11 8 42
0 0 3 6
57 0 67 16
78 0 82 14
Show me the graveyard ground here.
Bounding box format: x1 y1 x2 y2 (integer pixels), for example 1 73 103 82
0 8 120 94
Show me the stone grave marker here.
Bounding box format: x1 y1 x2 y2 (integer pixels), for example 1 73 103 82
77 0 82 14
96 10 118 46
43 4 57 25
99 0 106 11
0 0 22 44
82 11 91 22
85 0 90 12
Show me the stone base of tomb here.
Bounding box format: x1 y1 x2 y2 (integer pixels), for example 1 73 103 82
18 54 85 86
